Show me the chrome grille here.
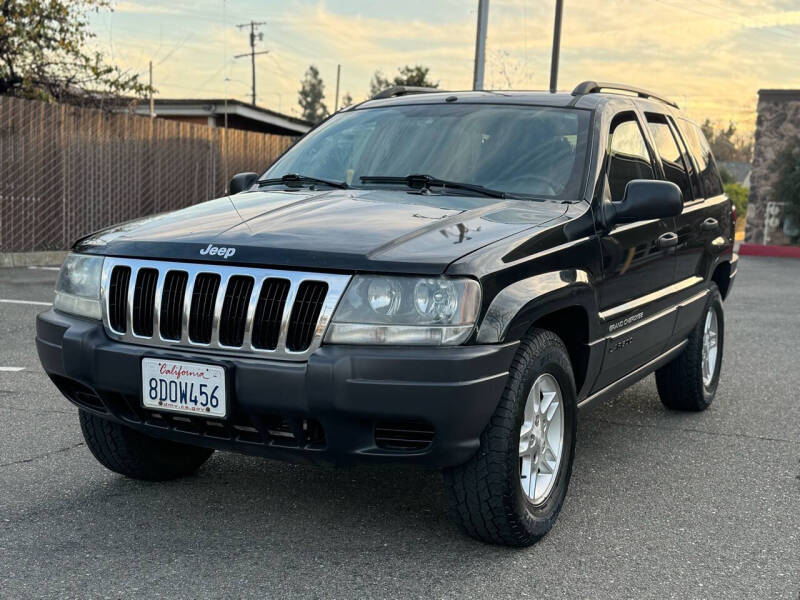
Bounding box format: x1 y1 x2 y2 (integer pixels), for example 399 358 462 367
132 268 158 336
252 278 290 350
108 266 131 333
286 281 329 352
218 276 254 347
159 271 187 340
188 273 220 344
101 258 351 361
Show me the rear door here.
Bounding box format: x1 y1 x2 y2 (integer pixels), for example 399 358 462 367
670 119 731 284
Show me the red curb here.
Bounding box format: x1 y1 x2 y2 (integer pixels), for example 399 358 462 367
739 243 800 258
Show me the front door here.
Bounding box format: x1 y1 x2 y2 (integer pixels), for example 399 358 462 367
592 112 678 391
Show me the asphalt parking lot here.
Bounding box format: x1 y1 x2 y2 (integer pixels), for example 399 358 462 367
1 257 798 599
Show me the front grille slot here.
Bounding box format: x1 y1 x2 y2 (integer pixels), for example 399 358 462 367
159 271 188 340
102 259 349 361
189 273 221 344
219 276 254 347
108 266 131 333
375 420 435 451
286 281 328 352
252 278 290 350
132 268 158 336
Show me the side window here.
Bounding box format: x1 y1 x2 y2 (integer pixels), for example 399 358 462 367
677 119 724 198
670 118 703 200
607 115 655 202
646 114 693 202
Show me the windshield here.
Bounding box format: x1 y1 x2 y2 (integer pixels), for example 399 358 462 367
263 103 591 199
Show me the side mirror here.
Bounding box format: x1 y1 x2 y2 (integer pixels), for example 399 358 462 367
229 172 258 195
604 180 682 227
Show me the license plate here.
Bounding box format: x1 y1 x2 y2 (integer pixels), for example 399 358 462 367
141 358 226 418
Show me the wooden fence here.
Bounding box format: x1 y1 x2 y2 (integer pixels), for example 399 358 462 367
0 96 295 252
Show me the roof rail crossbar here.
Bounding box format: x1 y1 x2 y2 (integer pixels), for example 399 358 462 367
371 86 444 100
571 81 679 108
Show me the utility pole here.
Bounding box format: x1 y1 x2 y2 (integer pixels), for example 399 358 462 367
549 0 564 93
472 0 489 90
235 21 268 106
334 64 341 112
148 60 155 117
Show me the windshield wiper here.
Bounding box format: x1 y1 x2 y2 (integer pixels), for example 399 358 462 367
360 174 506 199
257 173 348 189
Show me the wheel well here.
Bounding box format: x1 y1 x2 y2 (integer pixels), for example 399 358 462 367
530 306 590 394
711 261 732 299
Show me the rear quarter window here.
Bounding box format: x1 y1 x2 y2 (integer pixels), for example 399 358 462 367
677 119 724 198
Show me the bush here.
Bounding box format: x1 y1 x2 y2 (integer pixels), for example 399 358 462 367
725 182 748 216
773 142 800 223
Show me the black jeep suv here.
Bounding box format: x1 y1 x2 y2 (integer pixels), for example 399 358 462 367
36 82 737 546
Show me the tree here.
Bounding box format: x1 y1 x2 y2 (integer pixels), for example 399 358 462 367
340 91 353 109
700 119 753 163
0 0 150 105
298 65 328 124
369 65 438 96
773 141 800 234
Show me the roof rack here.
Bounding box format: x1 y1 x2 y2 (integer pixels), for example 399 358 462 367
371 86 444 100
571 81 679 108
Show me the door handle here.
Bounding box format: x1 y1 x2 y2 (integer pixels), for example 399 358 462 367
701 217 719 231
657 232 678 249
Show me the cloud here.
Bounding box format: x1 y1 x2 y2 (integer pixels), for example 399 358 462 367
113 2 183 15
91 0 800 129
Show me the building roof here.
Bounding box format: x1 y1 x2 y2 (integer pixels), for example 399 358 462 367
758 89 800 102
717 161 752 187
134 99 312 135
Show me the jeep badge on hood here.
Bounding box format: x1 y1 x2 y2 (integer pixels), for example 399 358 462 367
199 243 236 259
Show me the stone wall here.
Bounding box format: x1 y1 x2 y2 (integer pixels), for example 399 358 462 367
746 89 800 245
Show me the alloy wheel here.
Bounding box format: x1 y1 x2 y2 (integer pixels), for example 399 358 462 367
519 373 565 504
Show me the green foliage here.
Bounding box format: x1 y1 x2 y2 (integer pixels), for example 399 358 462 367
700 119 753 162
773 141 800 222
724 182 748 217
369 65 438 96
0 0 151 105
298 65 328 124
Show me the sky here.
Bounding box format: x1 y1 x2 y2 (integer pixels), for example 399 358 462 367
87 0 800 135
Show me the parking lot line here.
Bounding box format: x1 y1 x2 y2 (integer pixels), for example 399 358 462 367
27 266 60 271
0 367 25 372
0 298 52 306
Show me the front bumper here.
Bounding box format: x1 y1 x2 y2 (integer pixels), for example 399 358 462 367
36 310 517 468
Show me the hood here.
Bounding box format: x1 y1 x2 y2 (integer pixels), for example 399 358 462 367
75 189 568 274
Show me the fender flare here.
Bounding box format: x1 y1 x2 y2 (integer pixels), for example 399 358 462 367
476 270 598 343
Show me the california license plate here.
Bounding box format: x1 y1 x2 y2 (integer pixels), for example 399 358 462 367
141 358 226 418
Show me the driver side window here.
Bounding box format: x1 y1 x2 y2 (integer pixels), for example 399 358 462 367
607 115 655 202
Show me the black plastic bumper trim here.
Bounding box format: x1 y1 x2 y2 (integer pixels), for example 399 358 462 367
36 309 518 468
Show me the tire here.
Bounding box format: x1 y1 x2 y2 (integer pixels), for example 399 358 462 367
655 283 724 411
443 328 577 547
79 410 214 481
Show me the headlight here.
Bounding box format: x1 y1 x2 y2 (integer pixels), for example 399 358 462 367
53 254 104 320
326 275 481 345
